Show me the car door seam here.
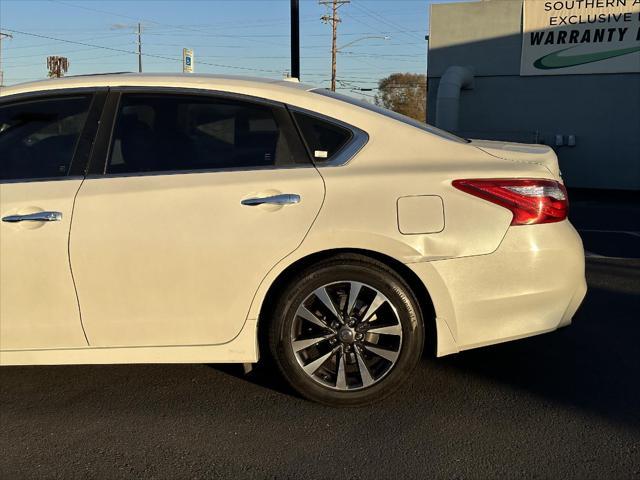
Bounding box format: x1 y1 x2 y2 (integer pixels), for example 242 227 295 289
236 164 328 342
67 176 91 346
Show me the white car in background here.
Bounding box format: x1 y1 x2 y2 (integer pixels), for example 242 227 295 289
0 74 586 406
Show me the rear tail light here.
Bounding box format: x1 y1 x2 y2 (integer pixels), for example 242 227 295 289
452 178 568 225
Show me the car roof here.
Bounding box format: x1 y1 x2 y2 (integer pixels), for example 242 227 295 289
0 73 316 98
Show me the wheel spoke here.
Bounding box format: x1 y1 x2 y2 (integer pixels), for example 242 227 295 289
367 324 402 336
336 351 347 389
362 292 387 322
355 348 375 387
346 281 363 317
292 280 403 391
297 305 333 331
364 344 400 363
302 347 338 375
314 286 342 322
292 334 333 352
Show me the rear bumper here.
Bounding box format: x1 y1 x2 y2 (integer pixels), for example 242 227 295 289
408 220 587 356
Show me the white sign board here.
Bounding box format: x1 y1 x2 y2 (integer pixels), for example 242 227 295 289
183 48 194 73
521 0 640 75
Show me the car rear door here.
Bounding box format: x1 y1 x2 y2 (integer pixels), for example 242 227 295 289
70 89 325 347
0 90 104 350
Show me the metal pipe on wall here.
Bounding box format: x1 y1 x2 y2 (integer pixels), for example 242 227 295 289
435 66 475 133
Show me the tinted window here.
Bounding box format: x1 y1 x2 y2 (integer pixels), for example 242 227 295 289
0 96 91 181
107 94 308 174
293 111 352 162
312 88 469 144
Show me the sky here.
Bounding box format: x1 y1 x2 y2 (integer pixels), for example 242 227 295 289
0 0 461 95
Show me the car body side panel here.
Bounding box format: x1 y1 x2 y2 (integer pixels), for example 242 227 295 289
0 214 588 366
244 148 578 358
409 221 586 353
0 180 87 351
70 167 324 347
0 320 259 366
245 142 555 321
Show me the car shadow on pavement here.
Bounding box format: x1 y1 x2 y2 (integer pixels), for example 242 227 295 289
431 257 640 430
213 258 640 429
209 362 301 400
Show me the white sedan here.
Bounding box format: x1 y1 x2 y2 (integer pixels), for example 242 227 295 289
0 74 586 406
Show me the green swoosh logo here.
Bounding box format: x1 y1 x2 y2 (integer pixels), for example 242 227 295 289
534 46 640 70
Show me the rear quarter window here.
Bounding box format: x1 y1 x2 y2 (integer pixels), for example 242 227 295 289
292 111 353 163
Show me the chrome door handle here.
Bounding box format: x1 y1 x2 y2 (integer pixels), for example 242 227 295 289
241 194 301 206
2 211 63 223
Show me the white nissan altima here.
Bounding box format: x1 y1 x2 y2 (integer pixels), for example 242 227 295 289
0 74 586 406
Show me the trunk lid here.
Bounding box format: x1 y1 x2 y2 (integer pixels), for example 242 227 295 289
470 139 562 180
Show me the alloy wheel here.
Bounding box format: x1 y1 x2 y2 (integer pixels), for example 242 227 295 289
290 281 403 391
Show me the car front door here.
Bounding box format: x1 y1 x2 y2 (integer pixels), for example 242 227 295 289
0 91 103 350
70 90 325 347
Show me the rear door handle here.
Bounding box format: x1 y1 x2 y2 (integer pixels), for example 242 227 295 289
241 194 301 206
2 211 63 223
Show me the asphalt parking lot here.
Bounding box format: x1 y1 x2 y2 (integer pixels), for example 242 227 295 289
1 190 639 479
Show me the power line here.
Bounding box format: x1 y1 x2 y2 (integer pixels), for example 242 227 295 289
3 44 136 62
4 2 427 88
340 11 387 34
2 28 284 74
49 0 290 48
140 29 424 39
49 0 144 24
350 1 425 43
49 0 319 32
341 52 424 58
4 52 133 68
3 33 134 51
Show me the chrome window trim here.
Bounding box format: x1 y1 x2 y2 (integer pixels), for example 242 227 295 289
287 106 369 168
111 86 284 109
86 163 314 180
0 87 107 104
0 175 85 185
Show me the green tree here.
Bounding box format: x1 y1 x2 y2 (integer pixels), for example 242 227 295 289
375 73 426 122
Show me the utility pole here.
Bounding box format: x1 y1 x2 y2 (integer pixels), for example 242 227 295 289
137 22 142 73
291 0 300 80
113 23 143 72
320 0 349 91
0 32 13 87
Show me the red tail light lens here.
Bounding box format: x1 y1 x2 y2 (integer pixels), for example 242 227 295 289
452 179 568 225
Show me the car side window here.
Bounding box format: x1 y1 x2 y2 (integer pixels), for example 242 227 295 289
107 93 309 174
0 95 92 181
292 111 353 163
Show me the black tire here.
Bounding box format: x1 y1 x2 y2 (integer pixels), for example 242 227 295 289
267 253 424 407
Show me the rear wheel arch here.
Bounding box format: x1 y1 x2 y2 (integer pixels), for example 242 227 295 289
257 248 438 358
